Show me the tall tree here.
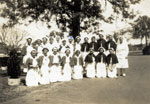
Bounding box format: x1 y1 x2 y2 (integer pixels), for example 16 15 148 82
0 0 142 38
132 16 150 46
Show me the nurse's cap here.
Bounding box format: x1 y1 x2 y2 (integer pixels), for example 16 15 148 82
62 39 66 42
98 47 105 51
26 36 32 40
109 48 114 51
42 47 49 52
89 48 94 51
52 47 58 52
84 37 89 40
31 49 37 54
91 36 96 39
42 37 48 40
75 50 80 54
76 36 80 39
99 33 104 36
65 48 70 53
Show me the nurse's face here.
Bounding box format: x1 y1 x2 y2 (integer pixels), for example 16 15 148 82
84 38 88 42
62 41 66 45
43 49 48 55
90 49 93 54
76 38 80 43
49 38 54 44
99 49 104 53
91 37 96 42
31 51 37 57
119 38 123 44
109 49 114 54
99 34 103 39
42 38 47 44
76 51 80 56
37 40 42 45
66 50 70 55
53 50 57 54
27 38 32 45
109 36 113 41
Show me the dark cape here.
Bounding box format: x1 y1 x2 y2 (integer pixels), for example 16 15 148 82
95 53 107 63
106 40 117 51
106 54 118 65
97 39 107 49
81 42 90 52
89 42 98 52
84 53 95 63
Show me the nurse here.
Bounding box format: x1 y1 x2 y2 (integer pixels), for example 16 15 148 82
84 48 96 78
38 48 50 85
95 47 107 78
49 47 62 82
61 48 73 81
106 48 118 78
116 36 129 77
72 50 84 79
25 50 40 87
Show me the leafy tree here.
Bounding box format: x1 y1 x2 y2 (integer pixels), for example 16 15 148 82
0 0 142 38
132 16 150 46
0 25 28 49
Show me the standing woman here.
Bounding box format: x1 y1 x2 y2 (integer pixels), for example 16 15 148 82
105 35 117 56
81 37 90 61
61 49 73 81
36 39 43 57
42 37 49 48
22 36 33 73
48 37 55 54
95 47 107 78
67 37 74 56
72 50 84 79
59 39 68 57
106 48 118 78
38 48 50 85
97 34 107 50
49 47 62 82
74 36 81 52
25 50 40 87
84 48 96 78
116 37 129 77
89 36 98 56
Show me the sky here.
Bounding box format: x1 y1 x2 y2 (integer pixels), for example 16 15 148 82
0 0 150 45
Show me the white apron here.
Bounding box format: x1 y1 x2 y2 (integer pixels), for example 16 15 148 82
96 63 106 78
107 65 117 78
26 57 40 87
85 56 96 78
72 57 83 79
62 56 72 81
23 45 33 73
116 43 129 69
39 56 50 85
49 54 61 82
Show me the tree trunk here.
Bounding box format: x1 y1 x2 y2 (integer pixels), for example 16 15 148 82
145 35 148 46
70 0 81 39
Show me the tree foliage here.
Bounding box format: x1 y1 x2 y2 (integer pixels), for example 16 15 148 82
0 0 142 37
132 15 150 46
0 25 28 49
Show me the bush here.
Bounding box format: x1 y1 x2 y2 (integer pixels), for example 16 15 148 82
7 49 21 78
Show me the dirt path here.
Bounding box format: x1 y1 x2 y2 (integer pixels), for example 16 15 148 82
1 56 150 104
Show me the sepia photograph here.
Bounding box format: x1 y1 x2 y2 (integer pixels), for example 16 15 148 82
0 0 150 104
